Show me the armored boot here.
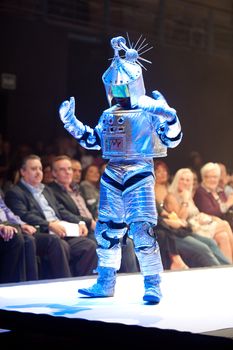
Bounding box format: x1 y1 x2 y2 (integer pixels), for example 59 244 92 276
78 266 117 298
143 274 162 304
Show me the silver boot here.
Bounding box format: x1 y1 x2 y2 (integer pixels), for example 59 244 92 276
143 274 162 304
78 266 117 298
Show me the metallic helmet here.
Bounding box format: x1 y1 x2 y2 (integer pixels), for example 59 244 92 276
102 36 146 108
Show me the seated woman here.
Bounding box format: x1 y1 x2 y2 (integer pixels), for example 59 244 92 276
154 161 230 268
165 167 233 263
194 161 233 232
154 160 188 270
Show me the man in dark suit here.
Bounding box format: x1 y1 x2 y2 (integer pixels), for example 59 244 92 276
49 156 97 242
4 154 98 277
0 189 70 280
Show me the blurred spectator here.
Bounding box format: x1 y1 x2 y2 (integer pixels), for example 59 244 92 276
41 156 55 185
49 155 97 242
71 159 83 185
79 164 101 220
154 160 188 270
0 187 73 280
164 168 232 264
42 164 54 185
193 162 233 259
154 160 171 206
155 161 229 268
194 162 233 218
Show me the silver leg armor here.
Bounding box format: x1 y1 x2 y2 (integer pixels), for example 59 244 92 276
128 221 163 276
95 220 127 270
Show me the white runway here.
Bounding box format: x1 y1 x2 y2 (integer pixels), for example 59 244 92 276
0 266 233 338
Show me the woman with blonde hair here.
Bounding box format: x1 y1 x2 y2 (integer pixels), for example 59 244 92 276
165 168 233 263
154 162 230 268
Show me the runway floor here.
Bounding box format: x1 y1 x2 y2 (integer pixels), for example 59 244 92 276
0 265 233 344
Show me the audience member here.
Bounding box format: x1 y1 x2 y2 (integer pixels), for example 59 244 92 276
166 167 233 263
193 162 233 260
154 161 230 268
71 159 83 185
4 154 98 277
154 160 171 206
49 155 96 242
154 160 188 270
0 187 73 280
42 163 54 185
41 155 55 185
79 164 101 220
194 162 233 217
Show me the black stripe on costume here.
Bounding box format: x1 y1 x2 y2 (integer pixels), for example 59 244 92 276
101 172 124 191
99 220 127 229
124 171 153 190
165 131 182 141
167 116 177 125
102 232 120 248
102 171 153 192
159 131 182 145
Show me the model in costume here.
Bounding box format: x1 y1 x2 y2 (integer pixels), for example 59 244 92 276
59 35 182 303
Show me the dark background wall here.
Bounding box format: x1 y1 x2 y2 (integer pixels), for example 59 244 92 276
0 0 232 173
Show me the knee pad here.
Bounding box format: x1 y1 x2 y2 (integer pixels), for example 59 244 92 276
128 221 157 251
95 220 127 249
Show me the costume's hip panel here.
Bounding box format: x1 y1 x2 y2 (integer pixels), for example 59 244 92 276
98 166 157 225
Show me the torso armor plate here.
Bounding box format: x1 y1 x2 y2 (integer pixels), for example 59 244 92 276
97 106 167 159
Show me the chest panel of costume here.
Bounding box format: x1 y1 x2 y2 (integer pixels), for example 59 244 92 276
98 107 167 159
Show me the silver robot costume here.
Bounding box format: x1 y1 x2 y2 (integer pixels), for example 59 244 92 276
59 36 182 303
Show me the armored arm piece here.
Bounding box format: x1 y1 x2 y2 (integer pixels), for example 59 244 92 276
138 90 182 148
59 96 101 150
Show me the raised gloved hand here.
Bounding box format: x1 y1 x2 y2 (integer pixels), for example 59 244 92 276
138 90 177 123
59 96 85 138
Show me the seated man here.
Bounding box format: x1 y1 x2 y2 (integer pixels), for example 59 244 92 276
0 189 71 280
49 156 96 241
49 155 139 273
4 154 98 277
